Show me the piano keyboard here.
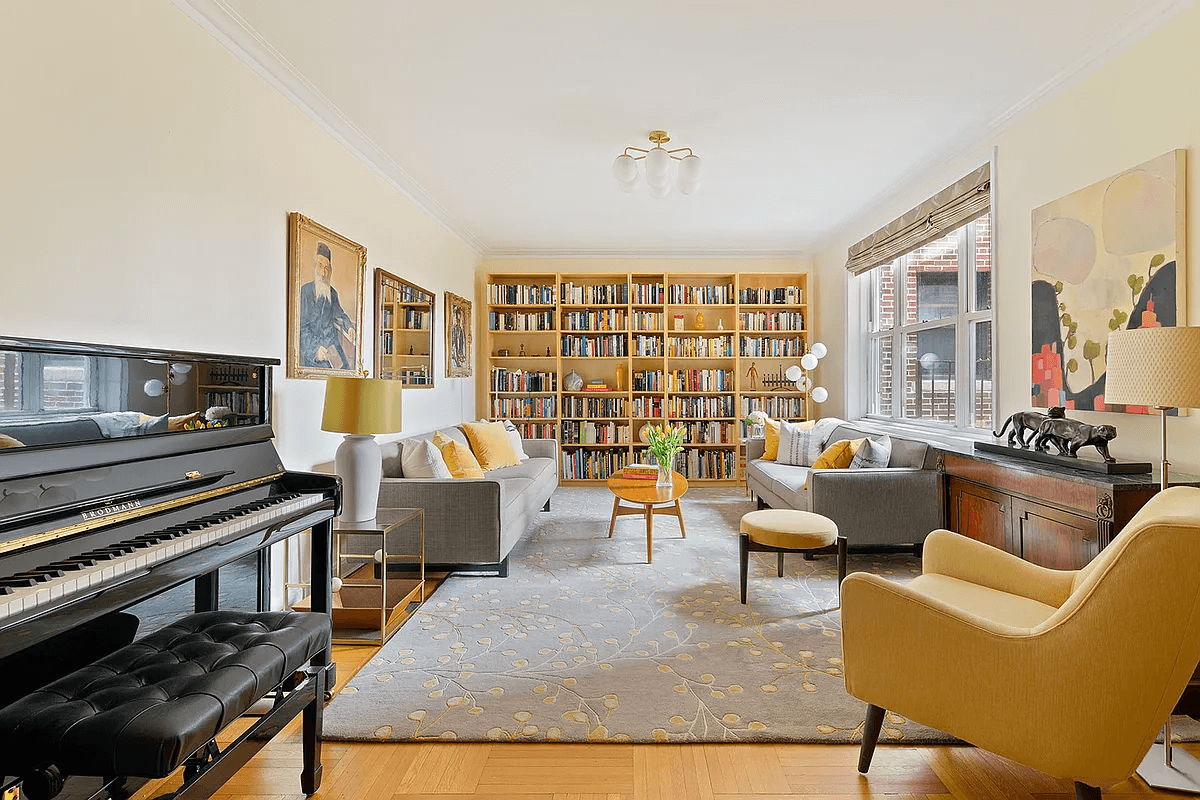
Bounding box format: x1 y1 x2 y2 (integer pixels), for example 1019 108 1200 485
0 492 323 623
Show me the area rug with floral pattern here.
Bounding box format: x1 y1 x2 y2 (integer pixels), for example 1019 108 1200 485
322 486 1197 744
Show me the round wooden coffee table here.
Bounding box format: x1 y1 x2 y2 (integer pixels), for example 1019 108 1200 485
605 472 688 563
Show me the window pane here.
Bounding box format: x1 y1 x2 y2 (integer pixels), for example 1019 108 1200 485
972 320 993 429
904 327 955 423
0 352 19 411
42 355 91 410
906 229 959 324
974 213 992 312
870 335 893 417
871 260 896 332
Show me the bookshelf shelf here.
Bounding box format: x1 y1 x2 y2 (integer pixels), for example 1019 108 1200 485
375 269 435 388
485 270 810 484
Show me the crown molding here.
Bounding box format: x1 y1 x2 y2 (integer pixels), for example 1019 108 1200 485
482 248 808 261
806 0 1194 257
169 0 485 254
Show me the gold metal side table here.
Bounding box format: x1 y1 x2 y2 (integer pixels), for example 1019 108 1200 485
290 507 426 646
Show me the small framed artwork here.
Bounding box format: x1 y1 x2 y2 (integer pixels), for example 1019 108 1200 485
375 268 435 387
445 291 473 378
287 213 366 379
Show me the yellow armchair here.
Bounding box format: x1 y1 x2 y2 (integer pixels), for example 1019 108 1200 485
842 485 1200 798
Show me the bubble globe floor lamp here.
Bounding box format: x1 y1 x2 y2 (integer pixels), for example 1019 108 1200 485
784 342 830 407
1104 325 1200 793
322 376 403 522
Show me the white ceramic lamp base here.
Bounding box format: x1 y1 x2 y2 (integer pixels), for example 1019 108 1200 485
335 433 381 523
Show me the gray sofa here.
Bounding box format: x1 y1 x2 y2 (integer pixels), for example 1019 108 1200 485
377 426 558 576
746 422 942 552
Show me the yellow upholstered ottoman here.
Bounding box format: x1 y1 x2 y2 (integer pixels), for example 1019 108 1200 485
739 509 848 605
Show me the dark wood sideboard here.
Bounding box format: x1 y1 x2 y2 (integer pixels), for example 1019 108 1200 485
939 448 1200 716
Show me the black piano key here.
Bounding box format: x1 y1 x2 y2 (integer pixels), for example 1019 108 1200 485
0 577 38 588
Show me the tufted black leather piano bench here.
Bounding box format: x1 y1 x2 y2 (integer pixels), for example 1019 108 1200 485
0 610 332 800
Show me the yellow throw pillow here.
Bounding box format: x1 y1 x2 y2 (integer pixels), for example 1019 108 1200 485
433 431 485 479
462 421 521 471
762 417 815 461
805 438 865 489
0 433 25 449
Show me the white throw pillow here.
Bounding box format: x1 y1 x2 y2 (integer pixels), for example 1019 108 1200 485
850 434 892 470
400 438 452 479
777 420 830 467
502 419 529 461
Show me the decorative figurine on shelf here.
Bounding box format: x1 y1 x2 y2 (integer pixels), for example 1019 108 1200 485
1033 417 1118 462
717 319 724 331
673 314 685 331
519 343 526 357
409 344 414 355
694 311 707 330
615 363 626 391
993 406 1064 448
565 369 584 392
496 348 510 357
546 346 551 357
745 361 759 391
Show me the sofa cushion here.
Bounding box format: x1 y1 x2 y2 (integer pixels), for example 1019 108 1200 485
850 434 891 470
463 421 522 471
401 438 452 479
908 573 1058 629
778 419 832 466
501 419 530 461
750 458 812 509
434 431 485 479
888 436 930 468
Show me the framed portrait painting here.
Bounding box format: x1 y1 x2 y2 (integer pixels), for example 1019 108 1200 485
287 212 366 379
445 291 472 378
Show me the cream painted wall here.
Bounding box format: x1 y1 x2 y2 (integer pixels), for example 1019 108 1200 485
477 257 817 418
0 0 480 476
814 1 1200 474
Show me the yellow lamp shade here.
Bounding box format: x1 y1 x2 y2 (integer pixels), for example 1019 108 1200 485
321 377 403 435
1106 327 1200 409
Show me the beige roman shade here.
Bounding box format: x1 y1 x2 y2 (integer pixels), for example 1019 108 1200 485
845 163 991 276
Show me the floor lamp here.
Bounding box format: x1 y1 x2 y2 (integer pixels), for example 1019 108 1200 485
1105 325 1200 793
322 376 403 523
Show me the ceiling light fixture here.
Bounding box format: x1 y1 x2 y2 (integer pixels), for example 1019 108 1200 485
612 130 703 198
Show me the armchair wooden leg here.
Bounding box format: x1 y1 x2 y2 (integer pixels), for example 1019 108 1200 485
739 533 750 604
859 704 885 774
1074 782 1101 800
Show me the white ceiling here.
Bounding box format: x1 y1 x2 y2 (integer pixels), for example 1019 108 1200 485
196 0 1188 255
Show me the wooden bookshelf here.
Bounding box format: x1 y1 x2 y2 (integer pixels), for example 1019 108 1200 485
375 270 434 387
484 272 810 485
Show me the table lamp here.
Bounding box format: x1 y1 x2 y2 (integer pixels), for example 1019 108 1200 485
1104 325 1200 793
322 376 403 522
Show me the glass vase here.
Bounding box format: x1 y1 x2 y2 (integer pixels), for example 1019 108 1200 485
655 453 674 488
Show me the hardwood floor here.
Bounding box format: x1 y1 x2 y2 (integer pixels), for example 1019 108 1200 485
132 645 1196 800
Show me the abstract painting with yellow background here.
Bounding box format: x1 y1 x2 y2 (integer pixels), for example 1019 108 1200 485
1031 150 1186 414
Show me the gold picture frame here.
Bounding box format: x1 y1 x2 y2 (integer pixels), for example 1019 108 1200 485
287 212 366 379
445 291 472 378
375 268 435 387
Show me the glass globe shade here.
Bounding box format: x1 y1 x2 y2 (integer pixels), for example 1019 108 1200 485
679 177 701 196
648 181 671 199
794 379 804 391
800 376 813 392
811 342 828 359
785 365 802 381
678 154 702 184
645 147 670 179
170 371 189 386
645 167 670 190
801 353 819 371
812 386 829 404
612 153 638 183
330 576 344 593
143 378 165 397
919 352 938 371
617 174 640 193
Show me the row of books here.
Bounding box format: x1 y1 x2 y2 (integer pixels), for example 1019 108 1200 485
488 283 555 305
560 282 629 305
740 336 806 357
489 368 556 393
511 421 557 439
490 396 556 419
666 395 735 418
631 311 664 330
560 335 627 357
632 282 664 304
560 309 627 331
204 391 259 415
489 311 554 331
667 336 735 358
667 283 734 305
561 448 629 480
667 369 735 393
620 462 659 481
391 367 431 384
739 311 805 331
633 336 663 357
627 448 739 480
632 369 664 392
677 420 738 444
742 396 807 418
563 396 626 418
561 421 630 444
632 396 665 418
739 286 803 305
379 306 430 331
384 285 433 304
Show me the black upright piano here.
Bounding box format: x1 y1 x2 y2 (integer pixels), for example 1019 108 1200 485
0 336 339 796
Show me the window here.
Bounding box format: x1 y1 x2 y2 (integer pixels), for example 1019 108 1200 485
0 351 101 417
864 212 993 430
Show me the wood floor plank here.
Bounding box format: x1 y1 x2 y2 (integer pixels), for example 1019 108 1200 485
702 744 791 794
920 747 1039 800
396 743 490 794
633 744 714 800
